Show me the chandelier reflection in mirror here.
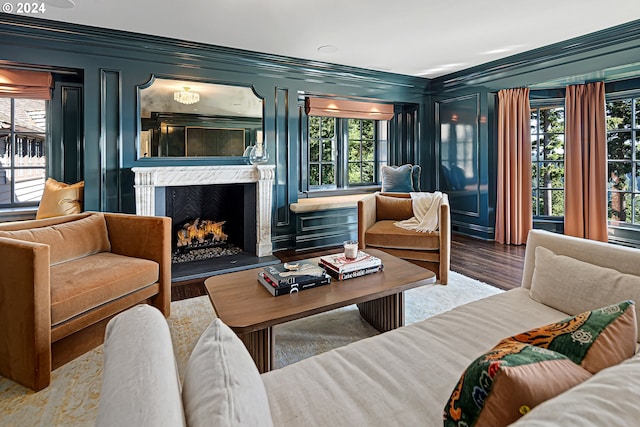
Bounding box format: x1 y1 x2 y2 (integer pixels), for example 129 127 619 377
173 87 200 105
137 77 264 159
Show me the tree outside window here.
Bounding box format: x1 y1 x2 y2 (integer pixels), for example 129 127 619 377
606 97 640 225
348 119 376 185
307 116 386 190
531 105 565 217
308 117 336 187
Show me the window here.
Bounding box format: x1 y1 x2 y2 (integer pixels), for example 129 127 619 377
0 97 47 207
348 119 378 185
308 117 336 187
307 116 387 190
606 96 640 226
531 104 565 217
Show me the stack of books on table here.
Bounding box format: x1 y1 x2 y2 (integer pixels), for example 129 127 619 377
318 251 383 281
258 261 331 296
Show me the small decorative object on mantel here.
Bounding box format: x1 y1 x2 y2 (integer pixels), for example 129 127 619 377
319 251 383 281
258 261 331 296
248 138 268 164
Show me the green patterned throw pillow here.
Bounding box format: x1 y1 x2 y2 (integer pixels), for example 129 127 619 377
443 301 637 427
505 300 637 374
443 342 591 427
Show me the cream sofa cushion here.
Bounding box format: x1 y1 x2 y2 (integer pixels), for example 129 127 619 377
530 246 640 339
263 288 569 426
97 304 186 427
182 318 273 427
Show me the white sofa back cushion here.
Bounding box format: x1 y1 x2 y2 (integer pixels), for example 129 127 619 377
522 230 640 290
97 304 186 427
182 318 274 427
530 246 640 340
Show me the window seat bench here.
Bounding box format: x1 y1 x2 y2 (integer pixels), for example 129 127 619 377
290 194 371 213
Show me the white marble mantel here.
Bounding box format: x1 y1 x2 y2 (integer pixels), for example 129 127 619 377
132 165 275 257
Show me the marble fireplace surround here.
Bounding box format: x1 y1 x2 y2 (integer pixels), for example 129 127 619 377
132 165 275 257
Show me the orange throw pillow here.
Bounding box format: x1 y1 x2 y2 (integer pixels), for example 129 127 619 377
36 178 84 219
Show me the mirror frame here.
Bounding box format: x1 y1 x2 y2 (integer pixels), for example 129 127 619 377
135 74 265 163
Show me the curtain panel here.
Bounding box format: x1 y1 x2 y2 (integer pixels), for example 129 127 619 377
496 88 532 245
564 81 608 242
0 69 53 100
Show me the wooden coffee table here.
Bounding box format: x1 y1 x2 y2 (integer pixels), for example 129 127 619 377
204 249 436 372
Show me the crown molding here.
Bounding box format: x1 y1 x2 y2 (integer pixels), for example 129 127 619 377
0 14 429 95
433 19 640 92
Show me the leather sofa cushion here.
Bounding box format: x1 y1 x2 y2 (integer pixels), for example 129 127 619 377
365 220 439 250
50 252 159 326
0 213 111 266
376 194 413 221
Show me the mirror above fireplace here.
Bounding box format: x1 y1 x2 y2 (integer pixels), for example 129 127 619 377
137 76 264 159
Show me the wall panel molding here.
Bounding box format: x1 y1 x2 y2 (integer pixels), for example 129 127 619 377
100 69 122 212
274 86 290 227
61 84 83 182
436 93 481 218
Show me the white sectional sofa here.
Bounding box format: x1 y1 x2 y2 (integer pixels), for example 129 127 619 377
97 230 640 426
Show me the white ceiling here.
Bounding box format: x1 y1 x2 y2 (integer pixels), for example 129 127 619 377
39 0 639 78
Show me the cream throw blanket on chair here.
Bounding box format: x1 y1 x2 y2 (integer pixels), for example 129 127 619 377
394 192 442 232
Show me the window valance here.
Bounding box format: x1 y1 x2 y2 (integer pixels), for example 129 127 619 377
305 97 394 120
0 69 53 100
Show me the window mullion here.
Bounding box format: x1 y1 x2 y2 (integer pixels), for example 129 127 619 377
336 119 349 188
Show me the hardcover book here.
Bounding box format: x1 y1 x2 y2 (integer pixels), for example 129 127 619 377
262 261 327 287
322 264 384 281
258 272 331 296
319 251 382 274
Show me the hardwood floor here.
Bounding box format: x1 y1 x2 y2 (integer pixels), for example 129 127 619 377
171 233 526 301
450 234 525 291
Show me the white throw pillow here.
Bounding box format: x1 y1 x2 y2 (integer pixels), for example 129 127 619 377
530 246 640 340
182 318 274 427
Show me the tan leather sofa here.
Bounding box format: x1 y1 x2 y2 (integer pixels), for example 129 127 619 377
358 192 450 284
0 212 171 391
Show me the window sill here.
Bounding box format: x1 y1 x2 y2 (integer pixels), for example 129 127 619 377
0 207 37 223
298 186 380 199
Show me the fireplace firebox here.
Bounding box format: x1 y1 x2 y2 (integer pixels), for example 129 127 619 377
132 165 278 282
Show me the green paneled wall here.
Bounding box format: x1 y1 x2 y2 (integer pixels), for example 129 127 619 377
1 14 639 245
430 20 640 241
0 15 429 249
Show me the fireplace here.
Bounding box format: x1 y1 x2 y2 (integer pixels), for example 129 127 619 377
132 165 277 281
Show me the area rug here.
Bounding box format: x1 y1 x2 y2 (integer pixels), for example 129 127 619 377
0 271 502 426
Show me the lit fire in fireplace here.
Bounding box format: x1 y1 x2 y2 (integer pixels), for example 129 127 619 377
176 218 228 248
